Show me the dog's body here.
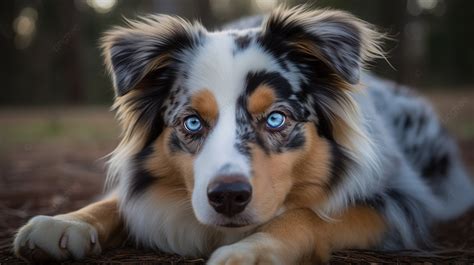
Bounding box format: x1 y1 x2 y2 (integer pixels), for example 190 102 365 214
14 7 474 264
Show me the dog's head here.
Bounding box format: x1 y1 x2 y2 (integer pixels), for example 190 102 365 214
103 6 382 228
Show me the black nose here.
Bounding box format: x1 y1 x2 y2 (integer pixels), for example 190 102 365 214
207 175 252 217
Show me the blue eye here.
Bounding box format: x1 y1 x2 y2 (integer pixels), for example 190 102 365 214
266 112 286 130
184 115 202 133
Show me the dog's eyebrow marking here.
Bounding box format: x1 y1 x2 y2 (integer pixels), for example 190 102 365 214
247 85 276 115
245 71 293 98
191 89 218 122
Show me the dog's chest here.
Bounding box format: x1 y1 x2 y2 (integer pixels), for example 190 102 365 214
120 194 248 257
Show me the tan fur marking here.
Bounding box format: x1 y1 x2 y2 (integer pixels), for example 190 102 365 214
247 85 276 114
191 89 218 122
285 124 332 208
250 144 295 221
249 124 332 223
62 197 124 247
145 128 195 192
325 206 386 249
256 207 386 263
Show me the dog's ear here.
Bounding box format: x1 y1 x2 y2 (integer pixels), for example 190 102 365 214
261 6 383 84
101 15 204 96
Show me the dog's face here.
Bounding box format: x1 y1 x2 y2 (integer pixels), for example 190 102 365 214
103 7 380 228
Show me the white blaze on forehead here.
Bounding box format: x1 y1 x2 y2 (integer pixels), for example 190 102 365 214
185 31 283 106
196 107 248 176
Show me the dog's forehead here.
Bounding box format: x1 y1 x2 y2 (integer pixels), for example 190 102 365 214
183 31 299 109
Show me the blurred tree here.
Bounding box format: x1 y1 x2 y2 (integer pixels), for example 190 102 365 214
58 0 83 103
0 0 472 106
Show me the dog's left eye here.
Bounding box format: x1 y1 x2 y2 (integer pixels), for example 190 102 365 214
266 111 286 130
184 115 202 133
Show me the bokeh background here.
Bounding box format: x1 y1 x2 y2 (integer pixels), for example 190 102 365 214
1 0 473 263
1 0 474 106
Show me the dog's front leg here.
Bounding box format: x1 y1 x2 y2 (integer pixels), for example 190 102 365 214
208 206 386 265
13 197 124 263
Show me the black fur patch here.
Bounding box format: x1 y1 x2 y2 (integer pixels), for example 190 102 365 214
416 115 427 135
245 71 293 99
327 141 352 189
285 123 306 150
386 188 431 244
168 130 188 153
355 193 386 210
421 153 450 181
235 94 260 157
128 145 158 197
120 67 175 147
396 110 452 183
300 81 347 142
403 114 413 130
234 34 252 52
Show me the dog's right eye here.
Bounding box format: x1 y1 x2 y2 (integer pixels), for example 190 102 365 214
183 115 203 133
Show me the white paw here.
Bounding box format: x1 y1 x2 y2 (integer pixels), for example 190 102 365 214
13 215 101 262
207 240 284 265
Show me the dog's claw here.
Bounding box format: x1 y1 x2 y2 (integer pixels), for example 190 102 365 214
60 233 68 249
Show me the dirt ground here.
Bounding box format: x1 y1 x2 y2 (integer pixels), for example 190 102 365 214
0 91 473 264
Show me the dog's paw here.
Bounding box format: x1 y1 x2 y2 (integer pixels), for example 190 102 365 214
13 215 101 263
207 238 285 265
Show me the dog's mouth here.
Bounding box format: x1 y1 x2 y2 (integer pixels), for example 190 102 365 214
212 216 256 229
219 222 250 228
212 220 258 232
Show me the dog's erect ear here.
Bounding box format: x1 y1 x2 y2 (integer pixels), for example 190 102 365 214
261 6 383 84
101 15 204 96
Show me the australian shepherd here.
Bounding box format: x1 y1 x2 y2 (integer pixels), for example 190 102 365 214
14 6 474 264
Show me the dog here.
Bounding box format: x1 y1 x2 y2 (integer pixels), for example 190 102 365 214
13 6 474 264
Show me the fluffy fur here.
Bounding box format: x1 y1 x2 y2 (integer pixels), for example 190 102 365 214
14 6 474 264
